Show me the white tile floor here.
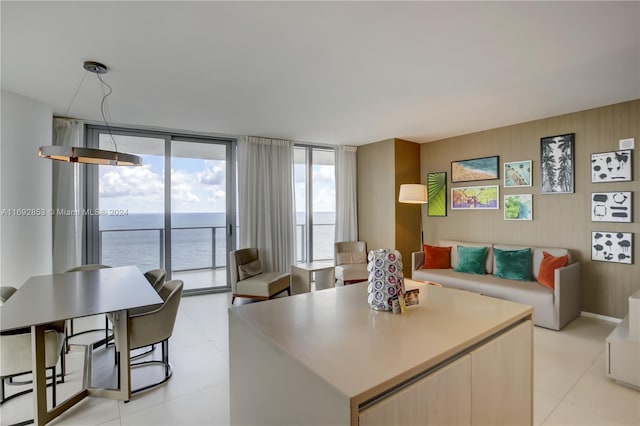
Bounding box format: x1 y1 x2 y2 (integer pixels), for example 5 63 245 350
1 292 639 426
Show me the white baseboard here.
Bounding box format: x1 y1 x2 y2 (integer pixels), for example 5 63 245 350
581 311 623 323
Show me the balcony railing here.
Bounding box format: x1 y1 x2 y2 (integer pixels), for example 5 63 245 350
99 223 334 272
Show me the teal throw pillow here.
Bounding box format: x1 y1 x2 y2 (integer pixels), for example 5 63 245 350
493 248 532 281
453 246 487 275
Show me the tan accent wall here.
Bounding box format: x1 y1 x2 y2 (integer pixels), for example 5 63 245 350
420 100 640 318
395 139 422 262
358 139 396 253
358 138 421 266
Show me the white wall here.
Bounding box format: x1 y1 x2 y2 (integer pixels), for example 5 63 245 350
1 90 53 286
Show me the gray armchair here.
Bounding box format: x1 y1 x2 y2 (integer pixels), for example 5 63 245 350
1 287 66 407
65 264 112 347
334 241 368 286
144 268 167 292
111 279 183 397
229 248 290 304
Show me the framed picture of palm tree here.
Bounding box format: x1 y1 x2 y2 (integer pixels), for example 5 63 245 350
540 133 574 194
427 172 447 216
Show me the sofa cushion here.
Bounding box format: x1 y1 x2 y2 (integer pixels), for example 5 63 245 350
441 240 493 273
236 272 290 297
537 251 569 289
238 259 262 280
453 246 487 275
411 268 555 328
494 248 532 281
337 252 367 265
335 263 368 282
423 244 452 269
493 244 571 281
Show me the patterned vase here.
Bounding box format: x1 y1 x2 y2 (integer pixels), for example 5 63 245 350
367 248 404 311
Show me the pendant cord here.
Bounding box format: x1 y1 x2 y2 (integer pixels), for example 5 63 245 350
96 72 119 153
63 70 88 117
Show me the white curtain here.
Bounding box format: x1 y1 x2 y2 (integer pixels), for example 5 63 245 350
237 136 296 272
52 118 84 272
335 145 358 242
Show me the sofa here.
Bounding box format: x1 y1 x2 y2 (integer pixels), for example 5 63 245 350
411 240 581 330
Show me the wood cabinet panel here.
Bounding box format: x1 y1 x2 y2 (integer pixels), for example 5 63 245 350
471 320 533 426
359 355 472 426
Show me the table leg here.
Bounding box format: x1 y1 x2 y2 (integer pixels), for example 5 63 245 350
314 268 335 290
88 309 131 401
31 325 47 425
291 266 311 294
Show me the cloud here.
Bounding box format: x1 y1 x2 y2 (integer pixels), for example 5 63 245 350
171 169 200 203
198 160 225 186
100 166 163 199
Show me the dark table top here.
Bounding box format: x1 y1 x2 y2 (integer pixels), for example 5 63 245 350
0 266 163 332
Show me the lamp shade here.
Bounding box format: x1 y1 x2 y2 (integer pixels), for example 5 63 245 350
38 145 142 166
398 184 428 204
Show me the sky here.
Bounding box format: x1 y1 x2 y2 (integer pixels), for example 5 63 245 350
99 154 336 214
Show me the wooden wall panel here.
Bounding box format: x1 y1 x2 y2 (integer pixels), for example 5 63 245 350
358 139 396 252
395 139 422 264
420 100 639 318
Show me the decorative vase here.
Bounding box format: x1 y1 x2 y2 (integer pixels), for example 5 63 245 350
367 249 404 311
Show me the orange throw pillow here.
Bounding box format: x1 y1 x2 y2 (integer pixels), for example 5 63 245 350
423 244 452 269
537 251 569 289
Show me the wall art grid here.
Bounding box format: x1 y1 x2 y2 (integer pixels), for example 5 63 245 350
591 192 633 223
591 150 632 183
591 231 633 264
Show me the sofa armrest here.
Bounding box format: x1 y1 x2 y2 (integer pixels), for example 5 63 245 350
554 261 581 329
411 251 425 279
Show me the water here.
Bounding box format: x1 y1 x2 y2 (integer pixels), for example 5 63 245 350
100 212 335 272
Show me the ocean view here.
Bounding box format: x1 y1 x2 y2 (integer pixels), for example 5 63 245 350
100 212 335 272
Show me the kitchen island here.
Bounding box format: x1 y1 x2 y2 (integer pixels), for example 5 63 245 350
229 281 533 425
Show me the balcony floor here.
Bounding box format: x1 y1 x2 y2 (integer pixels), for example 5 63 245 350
172 268 229 292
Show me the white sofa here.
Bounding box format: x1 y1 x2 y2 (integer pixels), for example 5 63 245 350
412 240 581 330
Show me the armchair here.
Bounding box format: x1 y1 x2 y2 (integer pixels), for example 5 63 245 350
65 264 112 347
229 248 291 304
1 287 66 407
111 279 183 396
334 241 368 286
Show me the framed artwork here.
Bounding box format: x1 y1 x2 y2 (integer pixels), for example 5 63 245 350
427 172 447 217
451 156 499 183
504 194 532 220
591 150 632 182
540 133 574 194
451 185 499 210
591 192 633 223
592 231 633 264
504 160 532 187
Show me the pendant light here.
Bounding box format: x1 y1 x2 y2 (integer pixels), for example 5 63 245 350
38 61 142 166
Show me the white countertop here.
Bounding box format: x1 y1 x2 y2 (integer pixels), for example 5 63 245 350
228 281 532 404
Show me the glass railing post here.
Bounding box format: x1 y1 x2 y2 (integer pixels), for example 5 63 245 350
212 227 216 269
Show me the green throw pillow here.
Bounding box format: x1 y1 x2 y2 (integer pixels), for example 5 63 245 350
493 248 532 281
454 246 487 275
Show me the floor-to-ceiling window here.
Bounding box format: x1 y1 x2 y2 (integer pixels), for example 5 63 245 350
86 126 235 294
294 145 336 262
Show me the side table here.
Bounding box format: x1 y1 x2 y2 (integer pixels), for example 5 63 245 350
291 262 335 294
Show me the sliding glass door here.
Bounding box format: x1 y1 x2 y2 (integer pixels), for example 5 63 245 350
86 126 235 294
294 146 336 262
170 140 231 292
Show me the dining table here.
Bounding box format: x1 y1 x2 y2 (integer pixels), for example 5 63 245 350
0 265 163 425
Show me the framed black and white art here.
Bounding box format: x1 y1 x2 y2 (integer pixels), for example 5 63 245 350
540 133 574 194
591 150 632 183
591 192 633 223
591 231 633 264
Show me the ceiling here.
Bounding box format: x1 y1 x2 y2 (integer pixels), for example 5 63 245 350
2 1 639 146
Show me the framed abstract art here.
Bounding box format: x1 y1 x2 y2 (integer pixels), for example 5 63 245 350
427 172 447 217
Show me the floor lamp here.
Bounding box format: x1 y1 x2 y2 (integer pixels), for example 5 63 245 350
398 184 428 246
